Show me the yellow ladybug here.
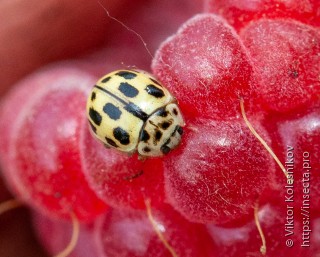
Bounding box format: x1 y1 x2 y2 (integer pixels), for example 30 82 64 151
86 70 185 157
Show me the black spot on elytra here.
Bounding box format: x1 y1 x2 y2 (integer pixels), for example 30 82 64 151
101 76 111 83
140 130 150 142
88 121 97 133
173 108 178 115
160 145 171 154
116 71 137 79
155 130 162 141
161 121 171 130
91 92 96 101
124 103 148 121
156 108 168 117
150 78 162 87
143 147 151 153
145 85 165 98
113 127 130 145
89 108 102 126
103 103 122 120
105 137 118 148
119 82 139 98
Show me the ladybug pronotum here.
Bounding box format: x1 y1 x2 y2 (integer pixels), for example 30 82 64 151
86 70 185 157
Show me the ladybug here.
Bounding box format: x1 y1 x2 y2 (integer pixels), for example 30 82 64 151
86 70 185 157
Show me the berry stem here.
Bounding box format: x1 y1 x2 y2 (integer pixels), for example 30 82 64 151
145 199 178 257
54 212 80 257
97 1 154 60
0 199 23 215
240 98 289 180
254 202 266 255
